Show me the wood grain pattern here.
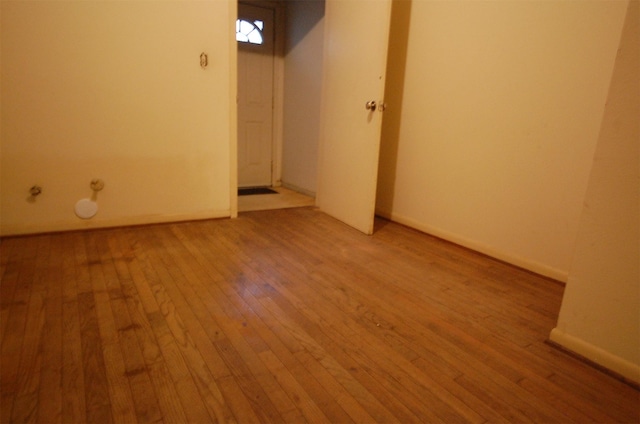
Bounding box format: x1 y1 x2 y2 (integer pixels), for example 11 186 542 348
1 207 638 423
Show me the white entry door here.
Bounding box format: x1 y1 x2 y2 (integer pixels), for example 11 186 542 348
316 0 393 235
237 3 275 188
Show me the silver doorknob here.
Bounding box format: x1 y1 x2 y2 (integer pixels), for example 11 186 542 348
365 101 377 111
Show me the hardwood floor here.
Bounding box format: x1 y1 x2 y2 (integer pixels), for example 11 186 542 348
1 207 638 423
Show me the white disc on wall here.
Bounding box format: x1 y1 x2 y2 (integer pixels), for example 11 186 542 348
75 198 98 219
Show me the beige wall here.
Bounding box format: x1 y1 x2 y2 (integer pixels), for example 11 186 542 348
551 0 639 384
377 0 628 281
282 0 324 196
1 0 235 235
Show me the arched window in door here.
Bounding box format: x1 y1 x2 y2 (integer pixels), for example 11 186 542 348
236 19 264 45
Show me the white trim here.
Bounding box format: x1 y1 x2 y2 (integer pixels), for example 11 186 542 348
282 182 316 199
230 0 239 218
272 1 285 187
549 328 640 385
376 208 568 282
0 209 231 237
237 0 284 189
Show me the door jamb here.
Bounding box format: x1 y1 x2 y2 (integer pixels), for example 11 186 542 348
272 1 285 187
230 0 238 218
237 0 285 188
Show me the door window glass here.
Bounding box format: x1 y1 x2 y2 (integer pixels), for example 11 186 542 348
236 19 264 44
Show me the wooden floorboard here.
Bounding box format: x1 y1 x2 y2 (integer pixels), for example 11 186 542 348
1 207 638 423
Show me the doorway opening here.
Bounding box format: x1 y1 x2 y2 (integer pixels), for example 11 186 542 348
236 0 324 212
237 2 275 189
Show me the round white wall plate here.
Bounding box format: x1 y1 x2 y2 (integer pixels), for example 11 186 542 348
75 198 98 219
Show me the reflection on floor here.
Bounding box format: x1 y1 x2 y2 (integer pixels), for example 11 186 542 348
238 186 315 212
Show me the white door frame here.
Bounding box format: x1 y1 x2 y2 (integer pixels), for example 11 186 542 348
231 0 284 217
236 0 285 189
229 0 238 218
271 1 285 188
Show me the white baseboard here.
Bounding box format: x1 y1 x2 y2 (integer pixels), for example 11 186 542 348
281 182 316 198
0 209 231 237
549 328 640 385
375 209 568 283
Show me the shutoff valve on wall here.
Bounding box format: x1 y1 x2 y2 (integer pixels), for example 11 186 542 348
75 178 105 219
90 179 105 192
29 185 42 197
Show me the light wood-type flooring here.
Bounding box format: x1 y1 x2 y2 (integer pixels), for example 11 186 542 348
1 207 638 423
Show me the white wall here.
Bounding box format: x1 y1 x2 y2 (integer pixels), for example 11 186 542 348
551 0 639 384
281 0 324 196
1 0 235 235
376 0 628 281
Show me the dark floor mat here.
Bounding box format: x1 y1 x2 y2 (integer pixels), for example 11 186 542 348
238 187 278 196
